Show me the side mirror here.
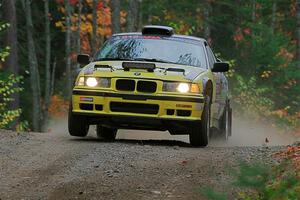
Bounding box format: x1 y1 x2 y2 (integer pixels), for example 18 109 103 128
212 62 229 72
77 54 90 66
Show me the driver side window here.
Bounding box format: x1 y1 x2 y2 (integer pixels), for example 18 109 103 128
206 46 216 68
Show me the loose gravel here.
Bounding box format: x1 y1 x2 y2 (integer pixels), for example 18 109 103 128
0 128 291 200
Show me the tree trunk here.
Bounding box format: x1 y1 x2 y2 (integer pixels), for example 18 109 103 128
252 0 256 22
110 0 120 34
251 0 256 40
77 0 82 68
50 57 57 97
65 0 72 99
127 0 139 32
99 0 105 46
22 0 42 131
271 2 277 34
92 0 98 54
147 3 152 24
203 1 211 42
3 0 19 126
138 0 142 30
43 0 51 131
2 0 18 75
297 0 300 68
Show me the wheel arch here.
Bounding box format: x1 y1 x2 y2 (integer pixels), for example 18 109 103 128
202 78 213 101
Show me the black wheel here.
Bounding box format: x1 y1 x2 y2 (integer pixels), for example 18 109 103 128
189 96 211 147
220 99 232 140
68 104 89 137
96 125 117 141
228 107 232 137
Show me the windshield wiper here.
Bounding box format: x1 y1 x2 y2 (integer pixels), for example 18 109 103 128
133 58 177 64
95 57 135 61
95 57 177 65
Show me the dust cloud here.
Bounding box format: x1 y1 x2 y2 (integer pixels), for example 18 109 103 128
117 117 297 147
47 118 68 135
210 117 297 147
117 115 299 147
48 116 298 147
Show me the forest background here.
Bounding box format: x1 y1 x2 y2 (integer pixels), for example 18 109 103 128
0 0 300 134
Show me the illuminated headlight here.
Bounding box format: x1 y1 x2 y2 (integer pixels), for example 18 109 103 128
163 82 200 93
76 77 111 88
177 83 190 93
86 77 98 87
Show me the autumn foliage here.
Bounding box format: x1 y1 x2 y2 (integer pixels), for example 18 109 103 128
48 95 69 118
55 0 126 54
275 144 300 173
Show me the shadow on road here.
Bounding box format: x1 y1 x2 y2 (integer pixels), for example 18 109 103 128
70 136 192 147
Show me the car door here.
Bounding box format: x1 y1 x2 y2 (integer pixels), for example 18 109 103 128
205 45 226 121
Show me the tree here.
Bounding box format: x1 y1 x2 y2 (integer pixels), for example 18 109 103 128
3 0 19 125
110 0 120 34
43 0 51 130
271 1 277 34
0 12 22 130
297 0 300 68
203 0 211 41
64 0 72 99
127 0 139 32
22 0 42 131
92 0 98 54
77 0 82 67
54 0 113 54
252 0 256 22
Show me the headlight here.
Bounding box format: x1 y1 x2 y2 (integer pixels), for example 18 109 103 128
98 78 111 88
163 82 200 93
76 77 111 88
77 77 85 86
162 82 178 92
177 83 189 93
86 77 98 87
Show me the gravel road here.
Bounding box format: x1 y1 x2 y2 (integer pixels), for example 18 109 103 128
0 118 298 200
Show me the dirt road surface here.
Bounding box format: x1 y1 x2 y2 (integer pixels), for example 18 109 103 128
0 118 298 200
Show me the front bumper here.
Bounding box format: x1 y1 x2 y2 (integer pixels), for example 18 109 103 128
72 89 204 122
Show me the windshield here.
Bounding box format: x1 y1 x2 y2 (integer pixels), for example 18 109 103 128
94 35 207 68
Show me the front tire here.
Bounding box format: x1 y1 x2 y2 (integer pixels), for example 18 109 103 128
96 125 117 141
68 104 89 137
189 97 211 147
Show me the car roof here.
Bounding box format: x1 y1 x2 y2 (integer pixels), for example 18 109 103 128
112 32 207 44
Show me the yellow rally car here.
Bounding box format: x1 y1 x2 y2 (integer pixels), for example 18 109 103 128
69 25 232 147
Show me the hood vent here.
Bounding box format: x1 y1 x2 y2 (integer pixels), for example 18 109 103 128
165 68 185 75
122 62 156 72
94 64 113 71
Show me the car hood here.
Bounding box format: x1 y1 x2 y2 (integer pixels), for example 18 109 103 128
81 61 206 82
